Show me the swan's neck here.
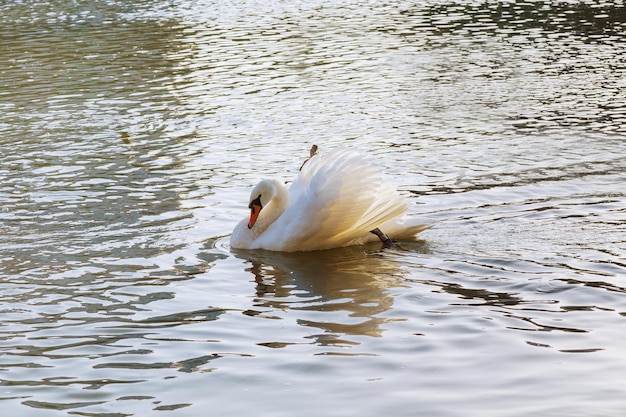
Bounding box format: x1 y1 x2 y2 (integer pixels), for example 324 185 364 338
256 179 289 234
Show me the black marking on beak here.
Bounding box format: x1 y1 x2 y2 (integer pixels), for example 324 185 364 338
249 195 262 209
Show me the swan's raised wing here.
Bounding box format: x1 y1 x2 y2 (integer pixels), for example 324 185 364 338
277 148 408 251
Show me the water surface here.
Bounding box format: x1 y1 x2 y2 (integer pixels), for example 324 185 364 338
1 1 625 416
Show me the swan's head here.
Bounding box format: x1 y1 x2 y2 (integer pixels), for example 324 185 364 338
247 180 277 229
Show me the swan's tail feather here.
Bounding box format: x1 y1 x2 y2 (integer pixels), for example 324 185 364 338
390 222 431 240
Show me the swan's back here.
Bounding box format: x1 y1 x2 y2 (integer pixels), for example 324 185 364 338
272 148 409 251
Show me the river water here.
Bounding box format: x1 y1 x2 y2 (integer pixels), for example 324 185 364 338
1 1 625 416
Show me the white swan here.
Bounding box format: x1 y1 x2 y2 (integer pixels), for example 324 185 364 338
230 148 428 252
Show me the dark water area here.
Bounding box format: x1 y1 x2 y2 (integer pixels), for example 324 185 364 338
1 1 625 416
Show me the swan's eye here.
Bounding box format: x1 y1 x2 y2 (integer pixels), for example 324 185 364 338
249 195 262 209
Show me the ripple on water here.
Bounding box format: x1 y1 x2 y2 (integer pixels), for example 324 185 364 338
1 0 626 416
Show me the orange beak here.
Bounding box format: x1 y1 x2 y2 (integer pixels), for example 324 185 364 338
248 203 262 229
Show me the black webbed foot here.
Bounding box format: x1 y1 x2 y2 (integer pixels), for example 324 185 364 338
382 237 400 249
370 228 401 249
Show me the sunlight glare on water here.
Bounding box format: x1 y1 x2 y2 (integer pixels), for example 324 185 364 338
1 0 625 416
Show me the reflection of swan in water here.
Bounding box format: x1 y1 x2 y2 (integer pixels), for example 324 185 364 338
232 242 429 343
230 147 429 252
